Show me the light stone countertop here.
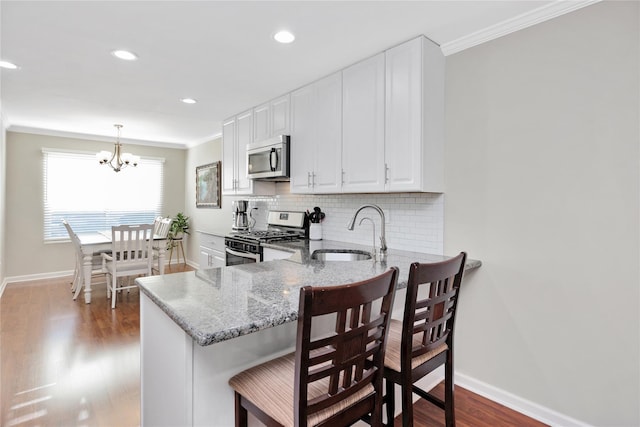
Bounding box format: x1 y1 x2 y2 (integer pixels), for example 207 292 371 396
136 239 481 346
196 228 232 238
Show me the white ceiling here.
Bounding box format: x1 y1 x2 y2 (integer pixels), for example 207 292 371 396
0 1 597 148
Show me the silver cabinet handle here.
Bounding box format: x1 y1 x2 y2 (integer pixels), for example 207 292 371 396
384 164 389 184
307 171 312 188
312 172 316 188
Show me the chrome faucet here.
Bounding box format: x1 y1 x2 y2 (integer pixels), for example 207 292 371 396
347 204 387 261
358 217 376 259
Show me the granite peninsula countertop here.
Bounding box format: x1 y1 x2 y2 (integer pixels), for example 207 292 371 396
136 239 481 347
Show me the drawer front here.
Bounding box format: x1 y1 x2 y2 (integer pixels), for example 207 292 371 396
200 233 225 250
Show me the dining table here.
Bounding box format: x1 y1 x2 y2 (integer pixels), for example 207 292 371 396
76 230 167 304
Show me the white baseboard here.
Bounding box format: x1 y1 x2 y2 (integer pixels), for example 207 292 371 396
397 368 591 426
455 372 592 427
4 260 199 289
5 269 74 285
0 278 7 298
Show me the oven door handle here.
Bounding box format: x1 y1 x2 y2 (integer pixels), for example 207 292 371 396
225 247 260 262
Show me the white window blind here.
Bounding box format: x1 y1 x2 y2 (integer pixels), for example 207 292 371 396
43 149 164 241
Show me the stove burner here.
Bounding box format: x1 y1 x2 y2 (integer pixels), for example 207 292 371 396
231 230 299 243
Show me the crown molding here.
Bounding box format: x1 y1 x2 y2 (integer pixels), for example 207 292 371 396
7 125 188 149
185 132 222 149
441 0 601 56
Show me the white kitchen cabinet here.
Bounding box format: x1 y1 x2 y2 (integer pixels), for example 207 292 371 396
270 95 290 136
385 36 444 192
253 94 290 142
221 117 237 194
224 35 443 196
198 232 225 269
341 53 386 193
289 84 314 193
252 103 270 143
222 111 275 195
290 72 342 194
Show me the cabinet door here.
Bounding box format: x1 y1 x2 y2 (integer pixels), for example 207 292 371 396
253 102 270 142
210 251 226 268
313 72 342 193
235 110 254 194
342 53 385 193
199 248 211 269
222 117 237 194
270 94 290 136
290 84 315 193
385 37 422 191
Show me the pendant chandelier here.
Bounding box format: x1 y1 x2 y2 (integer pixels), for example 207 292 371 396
96 124 140 172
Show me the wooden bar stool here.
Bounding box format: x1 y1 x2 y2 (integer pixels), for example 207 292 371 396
383 252 467 427
229 267 399 427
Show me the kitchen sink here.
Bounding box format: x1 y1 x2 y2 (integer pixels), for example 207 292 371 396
311 249 372 261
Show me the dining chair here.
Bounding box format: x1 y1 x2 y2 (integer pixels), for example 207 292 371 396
152 216 162 234
101 224 154 309
62 219 107 300
229 267 399 427
152 217 172 274
383 252 467 427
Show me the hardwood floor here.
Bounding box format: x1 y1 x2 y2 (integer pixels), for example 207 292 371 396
399 383 548 427
2 265 546 427
1 265 193 427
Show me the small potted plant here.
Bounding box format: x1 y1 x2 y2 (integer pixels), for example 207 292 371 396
168 212 190 249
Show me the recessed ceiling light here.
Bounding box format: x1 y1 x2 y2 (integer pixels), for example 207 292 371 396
0 60 19 69
111 50 138 61
274 30 295 44
181 98 197 104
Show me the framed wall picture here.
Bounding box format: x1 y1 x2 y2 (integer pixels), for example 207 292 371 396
196 162 221 208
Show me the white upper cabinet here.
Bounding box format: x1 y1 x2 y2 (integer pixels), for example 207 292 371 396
222 110 275 195
221 117 237 194
270 95 290 136
252 103 270 142
313 73 342 193
290 84 315 193
341 53 386 193
290 72 342 194
223 35 444 195
253 94 290 142
385 36 444 192
235 110 253 194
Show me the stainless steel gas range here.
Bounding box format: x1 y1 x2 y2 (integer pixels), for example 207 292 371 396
224 211 308 266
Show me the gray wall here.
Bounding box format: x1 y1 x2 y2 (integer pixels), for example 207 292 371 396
5 131 187 278
2 2 637 423
0 118 5 287
444 2 639 425
183 136 238 262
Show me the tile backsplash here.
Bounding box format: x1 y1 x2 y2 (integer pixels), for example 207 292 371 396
245 191 443 255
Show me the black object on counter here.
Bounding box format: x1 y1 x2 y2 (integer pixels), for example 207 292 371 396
308 207 325 223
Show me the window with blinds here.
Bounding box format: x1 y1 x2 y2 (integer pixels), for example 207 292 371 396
43 149 165 241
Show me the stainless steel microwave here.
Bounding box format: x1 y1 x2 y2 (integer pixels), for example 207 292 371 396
246 135 290 181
